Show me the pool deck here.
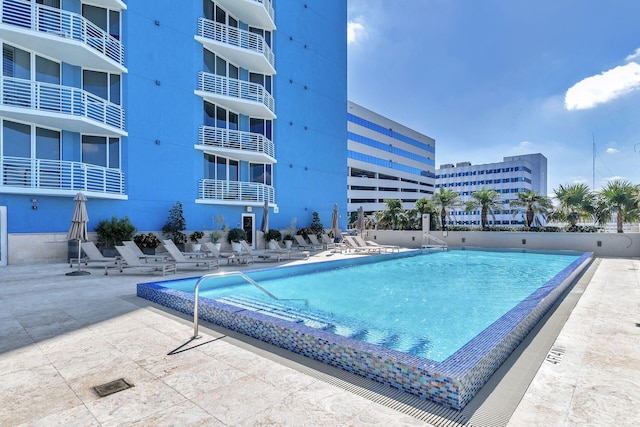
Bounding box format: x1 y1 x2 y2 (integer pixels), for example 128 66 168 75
1 251 638 426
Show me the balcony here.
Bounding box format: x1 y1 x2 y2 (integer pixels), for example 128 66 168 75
194 125 275 164
196 18 275 75
0 156 126 199
0 0 126 73
215 0 275 31
195 71 275 119
196 179 275 206
82 0 126 11
0 76 126 136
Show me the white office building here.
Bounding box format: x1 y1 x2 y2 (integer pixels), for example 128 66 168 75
347 101 436 215
435 153 548 226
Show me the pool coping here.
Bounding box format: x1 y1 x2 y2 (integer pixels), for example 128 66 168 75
136 249 594 410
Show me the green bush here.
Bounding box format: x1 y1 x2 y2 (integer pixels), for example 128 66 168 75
162 201 187 245
95 216 136 250
133 232 161 249
227 228 247 243
265 229 282 242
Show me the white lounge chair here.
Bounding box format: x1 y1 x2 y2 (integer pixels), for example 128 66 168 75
202 241 251 265
293 235 320 251
123 240 167 262
320 234 337 250
307 234 328 250
162 240 218 271
268 240 309 260
354 235 400 253
69 241 120 267
239 240 282 262
112 245 176 276
343 236 381 254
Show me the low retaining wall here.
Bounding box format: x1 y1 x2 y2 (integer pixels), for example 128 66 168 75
364 230 640 257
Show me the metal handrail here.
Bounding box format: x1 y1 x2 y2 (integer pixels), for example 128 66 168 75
192 270 308 338
422 233 448 249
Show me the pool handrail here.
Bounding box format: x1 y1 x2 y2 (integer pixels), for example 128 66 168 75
192 270 309 338
422 233 448 250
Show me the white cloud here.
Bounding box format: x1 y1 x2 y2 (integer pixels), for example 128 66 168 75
347 21 366 45
606 147 619 154
571 177 589 185
626 47 640 62
564 62 640 110
605 175 625 182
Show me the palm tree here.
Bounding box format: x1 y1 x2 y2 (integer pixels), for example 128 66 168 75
432 187 459 229
551 183 595 228
464 188 503 228
375 199 404 230
509 190 553 227
594 180 639 233
408 197 439 230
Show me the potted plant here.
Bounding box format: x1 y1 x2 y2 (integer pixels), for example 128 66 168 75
283 217 296 249
162 201 187 250
209 214 227 250
189 231 204 252
133 232 162 255
227 227 247 252
95 216 136 256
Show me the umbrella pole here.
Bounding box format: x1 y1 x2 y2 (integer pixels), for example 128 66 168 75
77 239 81 272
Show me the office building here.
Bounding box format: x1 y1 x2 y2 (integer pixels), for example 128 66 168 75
435 153 548 226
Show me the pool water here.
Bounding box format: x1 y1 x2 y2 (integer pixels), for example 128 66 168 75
162 249 581 362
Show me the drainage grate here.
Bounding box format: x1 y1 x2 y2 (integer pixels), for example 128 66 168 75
545 345 567 364
93 378 134 397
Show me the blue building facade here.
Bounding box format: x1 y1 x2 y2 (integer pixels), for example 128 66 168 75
0 1 347 263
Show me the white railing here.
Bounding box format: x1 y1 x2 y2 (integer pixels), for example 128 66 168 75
0 156 125 195
198 17 274 71
198 126 275 159
1 0 125 67
198 71 275 114
255 0 274 25
198 179 274 203
0 76 125 131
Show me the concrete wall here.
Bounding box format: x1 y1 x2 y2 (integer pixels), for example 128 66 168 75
362 230 640 258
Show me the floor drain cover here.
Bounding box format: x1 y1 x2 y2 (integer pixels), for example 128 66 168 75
545 345 567 364
93 378 134 397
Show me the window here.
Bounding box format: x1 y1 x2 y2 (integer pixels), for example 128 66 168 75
204 50 238 79
82 135 120 168
249 118 272 140
82 4 120 40
249 72 272 94
249 26 272 47
83 70 121 104
250 163 272 186
204 154 238 181
204 102 238 130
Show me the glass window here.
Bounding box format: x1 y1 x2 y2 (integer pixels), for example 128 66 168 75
204 50 215 74
82 5 107 32
229 112 238 130
109 10 120 40
204 102 216 126
36 127 60 160
82 135 107 167
108 137 119 168
83 70 108 99
35 56 60 84
2 121 30 157
37 0 60 7
228 159 238 181
2 44 30 79
215 56 226 77
110 74 120 105
203 0 214 20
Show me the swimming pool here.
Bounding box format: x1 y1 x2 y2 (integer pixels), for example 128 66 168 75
137 248 592 409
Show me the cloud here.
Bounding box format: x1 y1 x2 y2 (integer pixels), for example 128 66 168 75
516 141 531 150
564 62 640 110
626 47 640 62
347 21 366 45
606 147 619 154
605 175 625 182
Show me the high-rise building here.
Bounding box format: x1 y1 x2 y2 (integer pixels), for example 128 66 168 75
0 1 347 264
435 153 548 226
347 101 435 215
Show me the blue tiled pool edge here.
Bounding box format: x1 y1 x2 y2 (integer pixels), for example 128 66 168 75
136 251 593 410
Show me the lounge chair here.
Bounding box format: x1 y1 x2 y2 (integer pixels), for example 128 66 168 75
320 234 337 250
293 235 320 251
202 241 251 265
162 240 218 271
238 240 283 262
69 241 120 267
161 239 206 258
307 234 329 250
268 240 309 260
354 235 400 253
111 245 176 276
123 240 167 262
343 236 381 254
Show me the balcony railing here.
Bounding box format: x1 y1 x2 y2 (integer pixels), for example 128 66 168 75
197 125 275 161
197 71 275 118
0 76 126 133
0 156 125 196
215 0 275 31
1 0 125 69
197 18 274 75
198 179 274 204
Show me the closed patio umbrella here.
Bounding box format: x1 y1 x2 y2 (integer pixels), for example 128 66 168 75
66 192 90 276
331 203 339 241
356 206 365 235
260 200 269 249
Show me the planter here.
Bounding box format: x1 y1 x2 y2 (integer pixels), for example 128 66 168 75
231 242 243 252
142 247 156 255
191 243 202 252
284 240 293 249
213 242 222 251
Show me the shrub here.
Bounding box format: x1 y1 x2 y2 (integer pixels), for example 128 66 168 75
95 216 136 250
227 227 247 243
133 232 161 249
162 202 187 245
310 211 324 238
189 231 204 242
265 229 282 242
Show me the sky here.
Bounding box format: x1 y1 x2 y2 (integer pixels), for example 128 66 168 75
346 0 640 194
